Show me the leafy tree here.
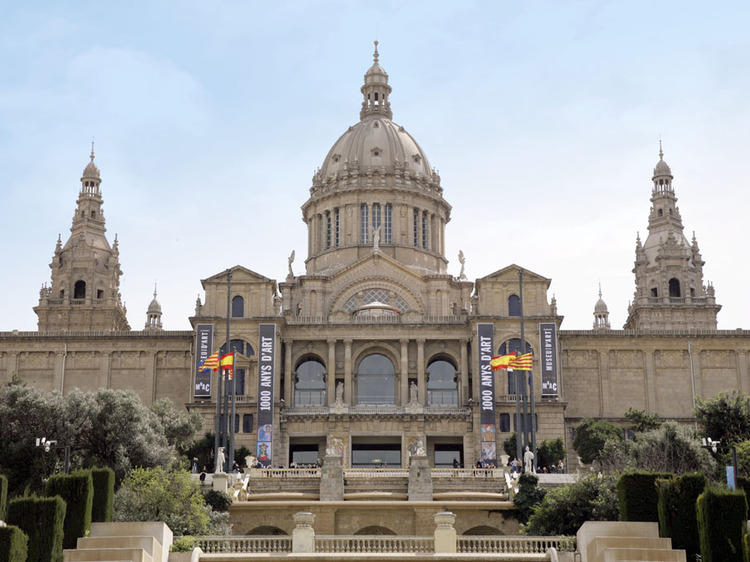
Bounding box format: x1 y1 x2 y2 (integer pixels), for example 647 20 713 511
537 438 566 469
573 418 622 464
151 399 202 454
114 467 229 536
503 433 517 459
695 392 750 447
524 474 619 535
625 408 662 433
513 472 546 524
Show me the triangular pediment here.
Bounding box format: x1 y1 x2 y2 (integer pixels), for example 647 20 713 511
479 264 550 285
201 265 274 287
327 251 427 284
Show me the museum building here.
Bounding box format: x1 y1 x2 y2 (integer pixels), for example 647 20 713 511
2 44 750 472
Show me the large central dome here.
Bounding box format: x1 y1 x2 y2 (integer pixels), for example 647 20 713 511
301 43 451 277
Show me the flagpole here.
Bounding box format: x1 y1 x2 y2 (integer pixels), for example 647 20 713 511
513 363 522 465
228 350 236 473
519 268 530 461
223 268 232 472
214 356 223 472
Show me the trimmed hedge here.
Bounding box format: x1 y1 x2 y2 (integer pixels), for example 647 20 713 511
0 474 7 521
616 471 672 522
44 471 93 550
0 525 28 562
697 487 747 562
7 495 66 562
90 467 115 522
656 473 706 558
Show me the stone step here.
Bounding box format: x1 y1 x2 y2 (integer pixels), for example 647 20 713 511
590 536 673 562
88 522 172 562
76 537 159 561
600 547 686 562
63 547 152 562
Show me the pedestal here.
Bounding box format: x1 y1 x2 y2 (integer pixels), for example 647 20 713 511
292 512 315 553
320 455 344 501
433 511 457 553
408 455 432 501
212 473 228 494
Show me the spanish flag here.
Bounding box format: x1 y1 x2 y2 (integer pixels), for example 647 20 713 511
197 351 219 372
220 353 234 370
490 354 515 370
510 353 533 370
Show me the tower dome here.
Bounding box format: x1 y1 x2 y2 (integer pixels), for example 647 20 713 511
593 284 610 330
652 141 673 185
82 143 101 180
144 284 163 331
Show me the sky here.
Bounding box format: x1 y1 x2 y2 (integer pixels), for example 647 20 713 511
1 1 748 332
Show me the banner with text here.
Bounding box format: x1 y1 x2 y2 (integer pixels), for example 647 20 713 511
477 323 497 466
193 324 213 398
256 324 276 467
539 322 559 397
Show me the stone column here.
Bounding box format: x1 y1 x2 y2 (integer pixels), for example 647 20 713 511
739 351 749 395
644 349 657 411
327 339 336 407
408 454 432 501
400 339 409 406
53 349 65 394
320 455 344 501
460 339 468 406
433 512 457 553
292 512 316 553
344 339 352 405
284 340 293 406
417 339 426 406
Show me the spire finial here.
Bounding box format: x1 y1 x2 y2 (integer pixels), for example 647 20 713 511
598 281 602 299
90 139 95 161
373 40 379 64
153 281 158 299
658 138 663 160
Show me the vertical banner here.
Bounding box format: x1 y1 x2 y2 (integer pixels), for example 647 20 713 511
256 324 276 467
193 324 213 398
539 322 559 397
477 323 497 466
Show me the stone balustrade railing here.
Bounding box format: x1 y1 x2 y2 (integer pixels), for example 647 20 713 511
457 535 575 554
244 467 503 479
431 468 501 478
247 467 321 478
314 535 434 553
344 468 409 478
197 535 292 553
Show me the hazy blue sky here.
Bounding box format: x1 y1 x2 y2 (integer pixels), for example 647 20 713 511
1 1 748 331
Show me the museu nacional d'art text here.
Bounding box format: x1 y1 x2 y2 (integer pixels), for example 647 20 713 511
2 43 749 483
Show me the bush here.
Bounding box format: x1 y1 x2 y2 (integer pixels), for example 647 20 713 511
513 472 546 524
170 536 198 552
44 471 93 550
203 489 232 512
0 474 7 521
573 418 622 464
656 473 706 558
503 433 517 459
616 471 671 522
697 486 748 562
537 438 566 469
90 467 115 522
0 525 28 562
7 495 66 562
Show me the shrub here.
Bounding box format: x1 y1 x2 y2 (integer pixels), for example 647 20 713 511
170 536 198 552
537 438 566 469
513 472 546 524
697 486 748 562
503 433 517 459
656 473 706 558
616 471 671 522
90 467 115 522
203 489 232 512
6 495 66 562
0 525 28 562
0 474 8 521
573 418 622 464
44 471 93 550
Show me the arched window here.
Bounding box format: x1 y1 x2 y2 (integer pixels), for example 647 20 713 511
499 339 533 395
669 278 681 298
508 294 521 316
357 353 395 405
231 295 244 317
74 280 86 299
295 358 326 406
427 359 458 405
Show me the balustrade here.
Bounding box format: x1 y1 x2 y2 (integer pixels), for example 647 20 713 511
314 535 434 553
457 535 575 554
197 536 291 553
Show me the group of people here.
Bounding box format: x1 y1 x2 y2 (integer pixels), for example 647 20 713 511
508 457 564 474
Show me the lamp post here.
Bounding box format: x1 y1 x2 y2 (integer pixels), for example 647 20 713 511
35 437 70 474
702 437 737 490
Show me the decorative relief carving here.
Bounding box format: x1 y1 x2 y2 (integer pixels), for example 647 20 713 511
609 350 643 369
654 350 688 368
564 350 599 368
701 350 736 368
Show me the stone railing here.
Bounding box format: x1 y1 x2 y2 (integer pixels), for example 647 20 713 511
197 535 291 553
431 468 500 478
344 468 409 478
247 467 321 478
457 535 575 554
314 535 434 553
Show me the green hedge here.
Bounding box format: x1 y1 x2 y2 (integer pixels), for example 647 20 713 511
656 473 706 558
697 487 748 562
0 474 8 521
44 471 93 550
90 467 115 522
616 471 672 522
0 525 28 562
6 495 65 562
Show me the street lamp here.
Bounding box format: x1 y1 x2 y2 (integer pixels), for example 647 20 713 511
35 437 70 474
702 437 737 490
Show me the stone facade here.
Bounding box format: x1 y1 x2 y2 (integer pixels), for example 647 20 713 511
2 45 750 480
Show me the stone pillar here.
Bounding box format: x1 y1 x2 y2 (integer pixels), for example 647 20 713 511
400 339 409 406
344 340 352 405
739 351 749 395
320 455 344 501
460 339 468 406
433 511 457 553
408 455 432 501
292 512 315 553
417 339 426 406
212 473 228 493
284 340 293 406
327 339 336 407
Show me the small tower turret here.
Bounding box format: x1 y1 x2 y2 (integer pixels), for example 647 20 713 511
144 284 163 331
593 283 610 331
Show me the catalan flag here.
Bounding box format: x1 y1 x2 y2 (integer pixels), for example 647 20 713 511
490 354 515 370
510 352 533 370
197 351 219 372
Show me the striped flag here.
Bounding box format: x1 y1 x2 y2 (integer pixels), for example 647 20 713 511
510 353 533 370
197 351 219 372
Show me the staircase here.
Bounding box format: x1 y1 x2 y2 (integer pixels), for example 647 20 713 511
576 521 686 562
63 522 172 562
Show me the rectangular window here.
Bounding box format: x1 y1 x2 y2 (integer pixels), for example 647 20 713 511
360 204 369 244
422 211 428 249
242 414 254 433
384 204 392 244
499 413 511 433
334 208 340 247
372 203 381 236
325 211 331 249
413 208 419 246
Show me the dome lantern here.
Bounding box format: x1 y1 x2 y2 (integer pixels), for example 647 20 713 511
360 41 392 120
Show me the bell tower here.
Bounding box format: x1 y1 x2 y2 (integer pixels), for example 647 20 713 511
624 145 720 331
34 146 130 332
